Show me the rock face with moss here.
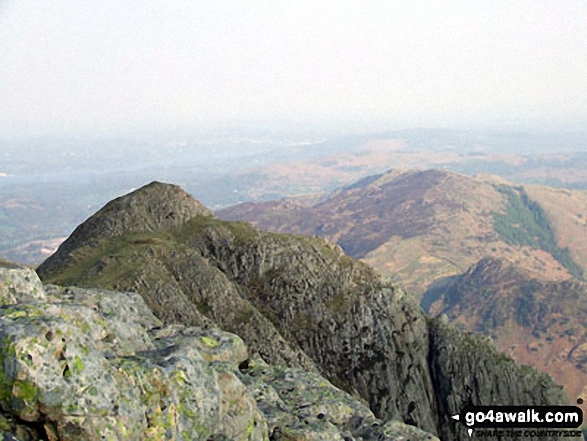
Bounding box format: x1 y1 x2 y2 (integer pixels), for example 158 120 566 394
0 265 438 441
0 263 45 305
37 182 574 440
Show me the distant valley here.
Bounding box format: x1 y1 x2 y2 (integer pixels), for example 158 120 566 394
2 129 587 264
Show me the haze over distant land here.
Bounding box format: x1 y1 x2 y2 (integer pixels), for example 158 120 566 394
1 1 587 137
0 128 586 265
1 1 587 264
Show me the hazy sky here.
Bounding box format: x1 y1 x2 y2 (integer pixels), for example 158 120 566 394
1 1 586 137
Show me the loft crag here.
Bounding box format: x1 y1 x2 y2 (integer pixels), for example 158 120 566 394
34 181 574 441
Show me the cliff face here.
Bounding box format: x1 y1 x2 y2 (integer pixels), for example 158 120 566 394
425 257 587 418
37 182 573 440
428 320 580 439
0 265 437 441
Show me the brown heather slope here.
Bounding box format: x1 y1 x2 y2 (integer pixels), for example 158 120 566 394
219 169 587 414
219 169 579 298
425 257 587 419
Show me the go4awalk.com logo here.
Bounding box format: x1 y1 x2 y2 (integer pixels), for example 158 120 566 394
451 404 584 438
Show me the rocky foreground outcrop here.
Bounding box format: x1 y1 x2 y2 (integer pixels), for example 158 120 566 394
0 264 437 440
36 182 577 440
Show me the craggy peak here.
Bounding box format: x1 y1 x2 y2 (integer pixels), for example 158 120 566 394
25 183 576 440
37 181 213 278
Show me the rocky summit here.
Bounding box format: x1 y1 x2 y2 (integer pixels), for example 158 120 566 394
0 264 437 440
36 182 577 440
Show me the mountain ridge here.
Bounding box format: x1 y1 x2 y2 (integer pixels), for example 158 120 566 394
218 168 583 295
218 168 587 424
37 181 574 440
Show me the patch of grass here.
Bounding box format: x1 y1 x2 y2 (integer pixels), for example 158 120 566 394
290 311 316 333
235 308 255 323
40 231 176 286
493 186 583 278
0 413 11 431
173 216 258 245
0 337 16 406
263 267 285 280
194 300 212 317
11 379 39 419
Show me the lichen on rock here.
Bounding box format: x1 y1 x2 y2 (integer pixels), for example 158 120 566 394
0 266 45 306
0 265 438 441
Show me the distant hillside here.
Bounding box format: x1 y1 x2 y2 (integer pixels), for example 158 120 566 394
219 169 587 416
524 184 587 275
424 257 587 416
4 130 587 265
219 169 586 297
37 182 571 440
